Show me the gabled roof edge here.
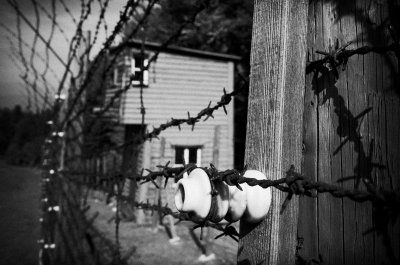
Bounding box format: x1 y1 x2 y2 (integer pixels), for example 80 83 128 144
111 39 242 62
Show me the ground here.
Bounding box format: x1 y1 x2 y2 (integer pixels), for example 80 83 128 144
0 161 238 264
88 191 238 265
0 160 41 265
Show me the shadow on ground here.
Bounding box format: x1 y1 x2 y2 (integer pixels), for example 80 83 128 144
88 192 238 265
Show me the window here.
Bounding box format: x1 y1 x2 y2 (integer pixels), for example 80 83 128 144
113 56 130 87
175 146 202 166
131 54 149 86
112 55 149 87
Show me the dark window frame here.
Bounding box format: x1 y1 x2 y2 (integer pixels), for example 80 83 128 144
131 52 149 87
174 145 203 166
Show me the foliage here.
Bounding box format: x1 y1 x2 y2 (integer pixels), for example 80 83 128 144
0 105 22 154
125 0 253 71
0 106 51 166
83 117 117 155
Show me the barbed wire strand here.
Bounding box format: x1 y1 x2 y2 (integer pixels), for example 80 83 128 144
61 0 207 137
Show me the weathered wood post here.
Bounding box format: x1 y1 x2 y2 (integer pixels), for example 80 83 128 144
238 1 309 264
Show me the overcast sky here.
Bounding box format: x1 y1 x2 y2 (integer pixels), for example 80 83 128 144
0 0 128 109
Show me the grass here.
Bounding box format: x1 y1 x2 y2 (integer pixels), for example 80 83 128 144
0 160 41 265
87 192 238 265
0 159 238 264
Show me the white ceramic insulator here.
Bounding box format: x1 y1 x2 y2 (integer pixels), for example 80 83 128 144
174 168 272 223
240 170 272 223
174 168 212 219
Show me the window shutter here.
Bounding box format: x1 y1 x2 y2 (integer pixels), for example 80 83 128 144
183 148 189 165
130 58 135 75
121 72 126 89
143 70 149 86
143 59 149 86
196 148 202 166
113 68 118 85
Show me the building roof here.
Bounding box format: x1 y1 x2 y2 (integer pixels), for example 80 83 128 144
111 39 242 62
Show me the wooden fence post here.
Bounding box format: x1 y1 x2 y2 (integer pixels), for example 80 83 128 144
238 1 309 264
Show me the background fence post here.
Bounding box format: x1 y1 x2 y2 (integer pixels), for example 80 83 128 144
136 140 151 224
237 0 309 264
212 125 221 168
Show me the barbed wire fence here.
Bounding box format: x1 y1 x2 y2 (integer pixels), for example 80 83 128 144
3 0 400 264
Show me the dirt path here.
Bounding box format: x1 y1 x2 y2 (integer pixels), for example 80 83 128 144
0 160 41 265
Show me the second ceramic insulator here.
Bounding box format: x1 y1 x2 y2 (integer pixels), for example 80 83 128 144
174 168 272 223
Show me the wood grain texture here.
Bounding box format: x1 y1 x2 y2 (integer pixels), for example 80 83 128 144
299 1 400 264
297 2 319 256
238 0 309 264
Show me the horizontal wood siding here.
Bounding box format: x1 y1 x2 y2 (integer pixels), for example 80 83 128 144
103 87 122 121
121 51 234 170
